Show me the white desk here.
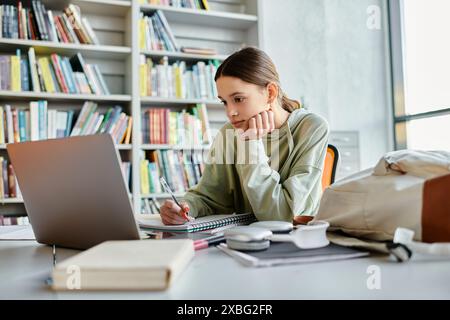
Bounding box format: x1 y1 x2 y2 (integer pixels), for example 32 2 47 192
1 239 450 300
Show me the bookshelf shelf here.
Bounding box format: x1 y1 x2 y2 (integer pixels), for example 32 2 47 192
140 4 257 29
141 50 227 62
0 143 131 150
141 144 210 150
140 97 222 107
0 91 131 102
141 192 185 199
0 39 131 60
39 0 132 17
117 144 132 150
0 198 24 204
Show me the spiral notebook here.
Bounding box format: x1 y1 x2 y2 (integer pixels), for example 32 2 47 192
137 213 256 233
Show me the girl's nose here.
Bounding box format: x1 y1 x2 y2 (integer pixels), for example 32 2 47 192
227 109 239 118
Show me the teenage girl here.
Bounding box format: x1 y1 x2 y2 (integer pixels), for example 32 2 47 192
160 47 329 225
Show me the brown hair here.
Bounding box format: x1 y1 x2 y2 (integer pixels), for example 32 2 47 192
214 47 301 112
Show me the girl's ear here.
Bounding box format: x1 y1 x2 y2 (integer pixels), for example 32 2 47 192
266 82 279 105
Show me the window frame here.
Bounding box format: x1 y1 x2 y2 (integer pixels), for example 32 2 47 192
388 0 450 150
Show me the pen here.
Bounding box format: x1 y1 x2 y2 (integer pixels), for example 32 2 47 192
52 244 56 267
194 236 226 251
159 177 192 221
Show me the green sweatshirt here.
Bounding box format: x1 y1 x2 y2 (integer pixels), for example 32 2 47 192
184 108 329 222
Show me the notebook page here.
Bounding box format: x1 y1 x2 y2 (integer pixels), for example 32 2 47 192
137 213 255 232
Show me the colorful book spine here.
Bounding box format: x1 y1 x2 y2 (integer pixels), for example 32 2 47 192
140 149 205 194
0 158 21 199
7 164 16 198
29 101 39 141
140 159 150 195
38 100 47 140
2 159 8 198
18 110 27 142
65 110 74 137
20 57 30 91
10 53 21 92
37 57 55 93
0 106 4 144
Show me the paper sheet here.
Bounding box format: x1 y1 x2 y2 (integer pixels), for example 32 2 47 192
0 225 36 240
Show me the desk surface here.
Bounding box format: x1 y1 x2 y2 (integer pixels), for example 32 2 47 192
1 239 450 299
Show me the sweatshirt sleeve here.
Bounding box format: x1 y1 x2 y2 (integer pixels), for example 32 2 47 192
235 114 329 222
183 127 236 218
183 163 236 218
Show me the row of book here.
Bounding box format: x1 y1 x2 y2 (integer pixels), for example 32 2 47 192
0 1 99 44
139 56 219 100
139 0 210 10
139 10 179 52
0 157 21 200
0 215 29 226
71 102 132 144
0 101 132 144
140 149 205 194
139 8 217 55
0 49 110 95
141 104 211 145
141 198 162 215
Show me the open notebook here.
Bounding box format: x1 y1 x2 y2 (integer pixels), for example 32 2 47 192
137 213 256 233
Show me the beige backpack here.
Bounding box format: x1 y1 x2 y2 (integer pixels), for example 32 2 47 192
314 150 450 260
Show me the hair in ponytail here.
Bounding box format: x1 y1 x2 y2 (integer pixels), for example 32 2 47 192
215 47 302 112
280 91 302 112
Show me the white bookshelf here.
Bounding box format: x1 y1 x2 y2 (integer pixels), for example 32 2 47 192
0 0 262 217
140 96 222 107
141 49 228 62
0 38 131 59
141 143 210 150
139 4 257 28
0 91 131 102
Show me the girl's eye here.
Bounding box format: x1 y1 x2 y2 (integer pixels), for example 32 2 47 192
235 97 245 103
220 100 227 106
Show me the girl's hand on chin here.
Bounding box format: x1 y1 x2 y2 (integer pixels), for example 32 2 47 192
238 110 275 140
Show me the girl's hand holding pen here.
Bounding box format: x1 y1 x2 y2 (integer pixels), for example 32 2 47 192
160 200 192 225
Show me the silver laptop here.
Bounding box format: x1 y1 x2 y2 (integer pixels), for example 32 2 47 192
7 134 141 250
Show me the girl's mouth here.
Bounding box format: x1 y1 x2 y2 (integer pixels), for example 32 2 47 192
231 120 245 126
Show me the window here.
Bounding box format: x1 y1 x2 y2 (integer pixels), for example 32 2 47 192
389 0 450 150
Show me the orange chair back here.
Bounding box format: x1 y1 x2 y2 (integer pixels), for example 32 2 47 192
293 144 339 226
321 144 339 191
